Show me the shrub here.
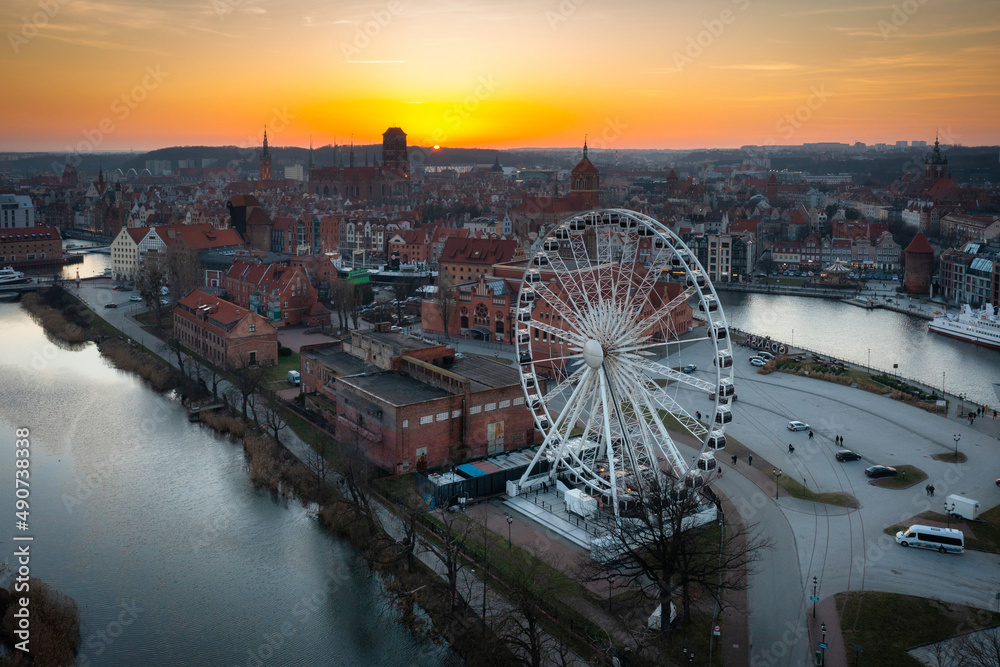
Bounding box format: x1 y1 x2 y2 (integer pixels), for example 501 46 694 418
278 345 293 357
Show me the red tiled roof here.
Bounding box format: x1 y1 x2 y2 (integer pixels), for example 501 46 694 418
0 226 62 243
905 233 934 254
571 157 599 174
440 237 521 264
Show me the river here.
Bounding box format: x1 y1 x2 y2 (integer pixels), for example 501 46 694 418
0 303 451 666
717 291 1000 408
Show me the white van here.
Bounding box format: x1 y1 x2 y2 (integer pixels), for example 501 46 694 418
287 370 300 386
895 525 964 553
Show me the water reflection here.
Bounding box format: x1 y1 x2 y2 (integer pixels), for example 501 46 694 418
718 292 1000 407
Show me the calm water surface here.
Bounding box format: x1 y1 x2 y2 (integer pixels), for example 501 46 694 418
718 291 1000 407
0 303 450 666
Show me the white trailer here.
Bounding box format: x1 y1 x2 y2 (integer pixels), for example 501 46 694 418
945 494 980 521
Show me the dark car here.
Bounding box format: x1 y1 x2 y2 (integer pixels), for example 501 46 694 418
682 364 697 374
836 450 862 462
865 465 897 479
104 302 119 309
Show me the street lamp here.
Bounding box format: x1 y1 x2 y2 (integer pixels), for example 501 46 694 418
958 392 966 417
813 575 818 619
953 433 961 457
773 469 783 499
821 622 827 664
945 502 955 529
867 348 870 373
505 513 513 548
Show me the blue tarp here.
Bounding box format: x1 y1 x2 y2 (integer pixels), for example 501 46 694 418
457 463 487 478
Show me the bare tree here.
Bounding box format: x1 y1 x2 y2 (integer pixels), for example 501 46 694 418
954 626 1000 667
162 336 187 375
583 473 768 640
330 279 356 334
166 242 201 300
420 509 474 611
134 251 169 328
231 351 265 427
260 398 287 450
434 270 458 338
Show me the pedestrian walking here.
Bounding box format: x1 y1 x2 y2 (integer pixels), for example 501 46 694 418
748 455 753 467
929 485 935 496
925 484 930 496
732 454 738 466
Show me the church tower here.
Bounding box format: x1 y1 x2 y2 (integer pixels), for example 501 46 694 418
259 127 272 180
570 138 600 208
382 127 409 172
924 135 950 186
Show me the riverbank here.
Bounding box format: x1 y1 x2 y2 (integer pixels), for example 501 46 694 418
19 288 609 665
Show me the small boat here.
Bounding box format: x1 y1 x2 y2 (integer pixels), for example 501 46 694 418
0 267 28 285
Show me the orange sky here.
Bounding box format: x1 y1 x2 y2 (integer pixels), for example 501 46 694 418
2 0 998 152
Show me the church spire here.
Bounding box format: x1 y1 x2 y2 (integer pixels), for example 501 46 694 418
261 126 270 158
349 137 355 168
308 137 314 168
583 135 588 159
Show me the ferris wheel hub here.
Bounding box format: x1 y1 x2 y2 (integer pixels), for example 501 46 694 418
582 338 605 369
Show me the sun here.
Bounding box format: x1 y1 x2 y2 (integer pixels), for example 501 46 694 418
433 145 440 150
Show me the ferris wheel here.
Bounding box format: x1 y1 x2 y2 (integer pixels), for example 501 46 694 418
512 209 734 515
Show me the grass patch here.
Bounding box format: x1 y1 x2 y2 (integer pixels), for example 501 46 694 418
931 452 967 463
263 349 301 388
836 591 1000 667
869 465 926 489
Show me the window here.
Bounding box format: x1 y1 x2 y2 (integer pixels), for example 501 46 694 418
499 400 511 409
436 412 449 421
451 409 461 418
402 419 409 428
419 415 433 425
513 397 524 406
484 402 496 412
470 405 482 415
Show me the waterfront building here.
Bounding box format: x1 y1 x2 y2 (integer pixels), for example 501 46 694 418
172 290 278 367
904 233 935 294
0 195 35 229
939 241 1000 307
301 325 539 472
938 212 1000 246
437 237 523 281
0 226 62 267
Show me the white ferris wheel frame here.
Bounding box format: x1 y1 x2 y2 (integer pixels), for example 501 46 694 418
512 209 734 514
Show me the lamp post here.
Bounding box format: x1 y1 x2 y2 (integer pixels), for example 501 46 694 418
813 575 818 619
505 513 513 548
953 433 961 457
773 469 783 499
867 348 870 373
958 392 966 417
821 622 827 664
945 502 955 529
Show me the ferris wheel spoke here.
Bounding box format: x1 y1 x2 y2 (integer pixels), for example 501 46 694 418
532 282 589 337
631 373 689 477
646 387 710 441
530 319 586 348
622 285 697 343
638 359 716 394
604 365 657 475
597 367 621 511
545 243 593 320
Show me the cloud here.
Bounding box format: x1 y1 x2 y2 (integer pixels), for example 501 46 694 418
711 62 806 71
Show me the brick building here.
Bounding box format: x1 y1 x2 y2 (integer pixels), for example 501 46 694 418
437 237 523 282
300 325 541 472
223 259 328 327
0 226 63 267
172 290 278 367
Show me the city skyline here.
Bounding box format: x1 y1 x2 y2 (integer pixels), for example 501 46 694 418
2 0 999 152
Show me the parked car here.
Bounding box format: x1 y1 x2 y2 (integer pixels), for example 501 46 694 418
129 295 142 302
682 364 697 374
159 298 170 306
750 357 766 367
836 450 862 462
757 351 775 360
865 465 897 479
787 421 810 431
104 302 118 309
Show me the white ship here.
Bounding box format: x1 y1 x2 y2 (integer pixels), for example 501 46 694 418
928 304 1000 351
0 266 28 285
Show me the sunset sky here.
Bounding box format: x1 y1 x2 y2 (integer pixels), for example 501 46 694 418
2 0 998 152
